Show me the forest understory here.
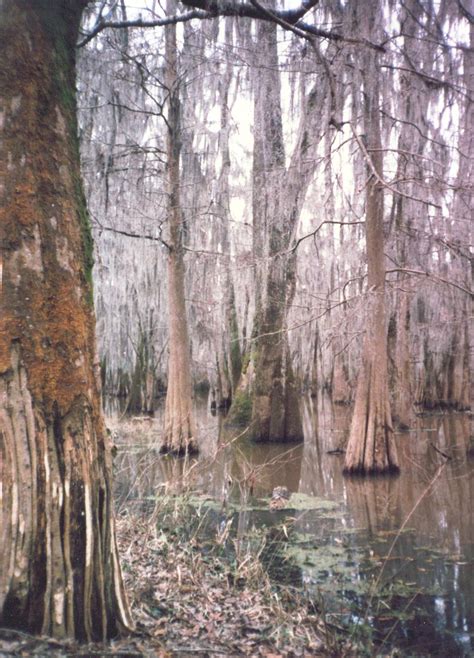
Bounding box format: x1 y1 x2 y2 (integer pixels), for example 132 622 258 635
0 506 347 658
2 398 471 658
0 0 472 653
82 0 473 470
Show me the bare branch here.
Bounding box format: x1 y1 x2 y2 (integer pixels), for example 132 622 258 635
92 216 171 251
351 125 443 210
290 220 365 254
78 9 213 47
185 0 385 50
248 0 317 42
78 0 386 51
385 268 472 297
181 0 319 22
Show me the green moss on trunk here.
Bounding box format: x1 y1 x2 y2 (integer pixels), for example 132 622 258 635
226 390 252 426
33 0 95 304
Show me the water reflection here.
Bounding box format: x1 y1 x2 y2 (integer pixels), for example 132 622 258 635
111 394 473 654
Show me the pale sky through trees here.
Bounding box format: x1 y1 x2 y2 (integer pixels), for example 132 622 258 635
79 0 471 412
0 0 472 651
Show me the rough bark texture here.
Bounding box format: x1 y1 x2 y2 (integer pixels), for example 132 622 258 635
161 0 197 454
343 14 399 474
214 23 241 409
388 0 425 427
0 0 132 640
459 23 473 452
247 14 323 443
393 291 412 428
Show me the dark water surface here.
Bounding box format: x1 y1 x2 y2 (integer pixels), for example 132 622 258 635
110 396 473 656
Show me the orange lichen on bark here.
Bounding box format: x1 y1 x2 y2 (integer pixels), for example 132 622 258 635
0 1 97 417
0 2 131 641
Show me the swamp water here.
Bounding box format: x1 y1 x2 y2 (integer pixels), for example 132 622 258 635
110 396 473 656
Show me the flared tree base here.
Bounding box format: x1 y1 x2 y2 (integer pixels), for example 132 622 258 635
343 358 399 476
160 441 199 457
343 463 400 477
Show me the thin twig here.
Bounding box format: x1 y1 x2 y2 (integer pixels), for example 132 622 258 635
430 443 452 460
351 125 442 210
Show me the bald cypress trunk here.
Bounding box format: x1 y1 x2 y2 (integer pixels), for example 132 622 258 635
343 8 399 475
246 15 323 443
161 0 197 454
457 22 473 453
0 0 132 639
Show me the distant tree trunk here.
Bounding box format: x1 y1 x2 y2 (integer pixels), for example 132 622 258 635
392 291 412 427
246 15 323 443
215 18 242 406
310 326 319 397
227 285 243 393
128 324 152 414
456 21 473 452
344 20 399 474
332 354 352 404
0 0 132 639
250 251 303 442
390 99 414 428
249 26 303 441
388 0 426 428
162 0 197 454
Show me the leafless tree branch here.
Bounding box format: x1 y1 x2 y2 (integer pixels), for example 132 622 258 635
351 125 443 210
79 0 386 51
78 9 213 47
386 268 472 297
92 216 171 251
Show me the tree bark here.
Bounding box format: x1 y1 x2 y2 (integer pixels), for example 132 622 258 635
161 0 197 454
213 19 241 408
343 15 399 475
249 30 303 442
0 0 132 640
456 21 473 450
246 15 323 443
392 291 412 427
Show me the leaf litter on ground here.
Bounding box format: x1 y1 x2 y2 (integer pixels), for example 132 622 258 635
115 510 352 656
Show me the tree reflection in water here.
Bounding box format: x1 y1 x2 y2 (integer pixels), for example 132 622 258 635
111 394 473 654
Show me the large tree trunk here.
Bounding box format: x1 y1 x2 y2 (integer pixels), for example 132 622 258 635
0 0 132 640
343 14 399 475
246 15 323 443
457 22 473 452
213 19 242 409
250 250 303 442
161 0 197 454
392 290 412 428
388 0 428 429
